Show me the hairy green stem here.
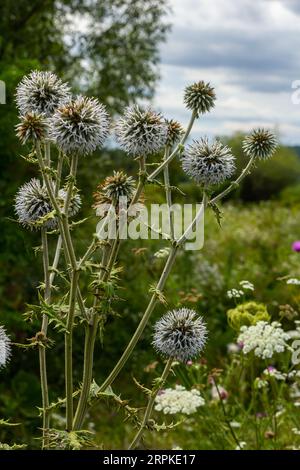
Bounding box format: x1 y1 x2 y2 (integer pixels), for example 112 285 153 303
163 147 175 241
129 357 173 449
98 244 178 394
39 227 50 448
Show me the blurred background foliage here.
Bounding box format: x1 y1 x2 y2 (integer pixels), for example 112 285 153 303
1 0 300 449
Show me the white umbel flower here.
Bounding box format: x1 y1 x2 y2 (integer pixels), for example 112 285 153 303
0 326 11 368
16 71 71 117
153 308 207 362
181 138 235 186
49 96 110 155
154 385 205 415
238 321 289 359
115 105 168 156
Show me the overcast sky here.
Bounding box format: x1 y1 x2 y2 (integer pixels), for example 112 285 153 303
153 0 300 144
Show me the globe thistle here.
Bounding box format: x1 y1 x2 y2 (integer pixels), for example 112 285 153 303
49 96 110 155
165 119 184 147
15 179 81 230
93 171 137 217
184 81 216 117
243 128 277 160
115 105 168 156
58 189 82 217
16 112 49 144
0 325 11 369
16 71 71 117
181 138 235 186
153 308 207 363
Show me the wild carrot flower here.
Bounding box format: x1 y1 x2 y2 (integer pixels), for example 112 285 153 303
50 96 110 155
181 138 235 186
115 105 168 156
184 81 216 117
153 308 207 362
238 321 289 359
243 129 277 160
154 385 205 415
0 326 11 368
16 71 71 116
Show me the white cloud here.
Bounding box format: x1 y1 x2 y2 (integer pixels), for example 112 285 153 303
154 0 300 144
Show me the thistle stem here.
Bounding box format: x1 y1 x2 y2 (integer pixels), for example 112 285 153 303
129 357 173 449
39 227 50 449
147 111 196 182
163 147 175 241
98 244 178 394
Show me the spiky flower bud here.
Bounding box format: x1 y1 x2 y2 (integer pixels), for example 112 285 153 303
115 105 168 156
184 81 216 117
16 112 49 144
16 71 71 117
181 138 235 186
242 128 277 160
153 308 207 363
49 96 110 155
165 119 184 147
15 179 81 230
0 325 11 368
93 171 137 214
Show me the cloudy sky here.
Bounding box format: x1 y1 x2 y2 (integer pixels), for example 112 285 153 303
153 0 300 144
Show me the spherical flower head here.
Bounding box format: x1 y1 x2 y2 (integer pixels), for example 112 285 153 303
243 128 277 160
15 179 81 230
184 81 216 117
16 71 71 117
0 325 11 369
15 178 55 230
237 321 289 359
115 105 168 156
16 112 49 144
153 308 207 363
292 241 300 252
182 137 235 186
165 119 184 147
58 189 82 217
227 301 270 331
49 95 110 156
94 171 136 207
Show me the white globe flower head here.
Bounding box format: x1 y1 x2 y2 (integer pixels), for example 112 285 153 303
153 308 207 363
243 128 277 160
15 178 81 231
50 95 110 156
16 71 71 117
115 105 168 156
0 325 11 369
181 138 235 186
238 321 289 359
16 112 49 145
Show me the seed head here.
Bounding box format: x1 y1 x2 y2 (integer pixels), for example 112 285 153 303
243 129 277 160
115 105 168 156
16 71 71 116
165 119 184 147
153 308 207 363
184 81 216 117
181 137 235 186
49 95 110 155
16 112 49 144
